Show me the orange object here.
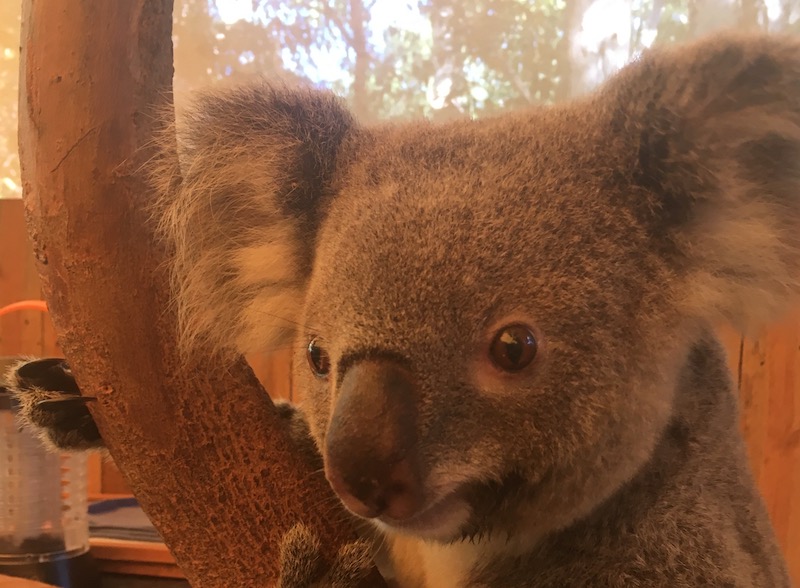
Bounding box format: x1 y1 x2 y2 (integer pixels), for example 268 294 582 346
0 300 48 317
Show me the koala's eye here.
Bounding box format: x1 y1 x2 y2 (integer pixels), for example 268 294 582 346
489 325 538 372
307 337 331 378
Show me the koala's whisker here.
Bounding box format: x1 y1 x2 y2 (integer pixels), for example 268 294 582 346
242 342 315 357
373 533 391 557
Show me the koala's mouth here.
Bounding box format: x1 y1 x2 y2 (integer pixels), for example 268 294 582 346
374 484 472 541
372 470 532 541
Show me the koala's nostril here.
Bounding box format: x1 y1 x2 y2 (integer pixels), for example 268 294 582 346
326 469 379 518
326 457 423 521
379 458 424 520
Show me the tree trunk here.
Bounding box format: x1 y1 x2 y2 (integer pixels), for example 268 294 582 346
17 2 382 586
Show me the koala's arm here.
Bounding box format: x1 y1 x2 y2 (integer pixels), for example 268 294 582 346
3 358 377 588
3 356 319 457
276 523 377 588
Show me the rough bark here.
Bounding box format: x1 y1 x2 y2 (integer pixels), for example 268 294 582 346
17 2 382 586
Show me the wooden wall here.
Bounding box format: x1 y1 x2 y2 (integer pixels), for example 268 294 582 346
739 321 800 573
1 198 798 581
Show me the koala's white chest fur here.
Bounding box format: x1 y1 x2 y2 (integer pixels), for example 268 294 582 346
386 532 535 588
416 541 482 588
384 534 477 587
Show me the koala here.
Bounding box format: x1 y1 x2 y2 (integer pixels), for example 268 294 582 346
5 32 799 587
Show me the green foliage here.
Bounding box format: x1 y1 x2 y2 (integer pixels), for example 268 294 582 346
0 2 19 198
1 0 799 197
174 0 290 98
170 0 800 122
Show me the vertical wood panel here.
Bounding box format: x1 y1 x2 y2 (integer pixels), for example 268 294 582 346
738 315 800 583
247 350 294 402
87 454 103 497
101 459 134 495
0 199 46 357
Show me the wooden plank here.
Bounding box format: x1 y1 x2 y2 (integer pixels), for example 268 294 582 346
96 559 185 580
738 313 800 584
94 561 185 579
101 460 133 495
90 538 176 565
0 199 47 357
246 350 293 401
87 454 103 496
0 576 56 588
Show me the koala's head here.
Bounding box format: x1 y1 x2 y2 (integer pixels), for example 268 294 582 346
157 33 800 543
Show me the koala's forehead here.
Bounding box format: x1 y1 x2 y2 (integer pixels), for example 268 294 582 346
306 110 659 332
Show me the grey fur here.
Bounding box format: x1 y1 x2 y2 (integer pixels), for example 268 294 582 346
8 32 800 586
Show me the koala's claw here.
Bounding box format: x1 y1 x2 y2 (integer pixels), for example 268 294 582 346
3 357 104 452
35 395 97 409
15 357 80 393
277 524 376 588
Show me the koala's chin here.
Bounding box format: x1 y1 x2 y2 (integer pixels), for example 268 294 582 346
404 472 534 543
372 489 475 542
332 459 528 544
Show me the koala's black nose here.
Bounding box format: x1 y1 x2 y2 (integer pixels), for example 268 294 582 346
324 360 423 521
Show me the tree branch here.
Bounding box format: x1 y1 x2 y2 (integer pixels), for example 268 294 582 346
18 2 382 586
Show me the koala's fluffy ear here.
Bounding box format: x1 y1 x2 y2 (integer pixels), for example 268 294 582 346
599 33 800 331
151 83 356 357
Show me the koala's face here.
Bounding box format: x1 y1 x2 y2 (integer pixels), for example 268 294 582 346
293 114 686 541
163 34 800 542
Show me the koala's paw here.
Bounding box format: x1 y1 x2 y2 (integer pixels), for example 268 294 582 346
3 358 104 452
274 400 324 470
277 524 376 588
